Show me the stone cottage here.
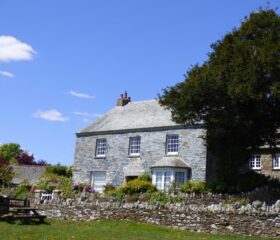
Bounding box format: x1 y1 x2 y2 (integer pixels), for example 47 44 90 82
73 92 280 192
73 92 207 191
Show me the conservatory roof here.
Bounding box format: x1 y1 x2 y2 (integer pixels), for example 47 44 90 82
150 156 190 169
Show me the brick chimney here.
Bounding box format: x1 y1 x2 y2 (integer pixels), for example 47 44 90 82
116 91 131 106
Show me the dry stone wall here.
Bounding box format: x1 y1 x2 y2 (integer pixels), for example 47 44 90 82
35 198 280 238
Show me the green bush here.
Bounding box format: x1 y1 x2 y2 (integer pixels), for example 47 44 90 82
119 179 157 195
15 185 30 198
0 165 14 187
107 189 125 202
46 164 72 178
124 194 139 203
180 180 209 194
104 183 116 194
36 172 73 194
15 179 32 198
138 173 152 182
139 192 151 202
150 192 183 204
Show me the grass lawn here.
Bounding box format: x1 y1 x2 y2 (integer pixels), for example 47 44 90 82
0 219 275 240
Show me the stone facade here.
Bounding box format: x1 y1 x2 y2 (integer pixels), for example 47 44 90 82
73 127 207 187
251 149 280 179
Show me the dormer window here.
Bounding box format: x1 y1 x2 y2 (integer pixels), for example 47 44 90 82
96 139 107 157
129 136 141 156
166 134 179 155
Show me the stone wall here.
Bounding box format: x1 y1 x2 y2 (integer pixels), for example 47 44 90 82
258 153 280 179
36 198 280 238
73 127 207 187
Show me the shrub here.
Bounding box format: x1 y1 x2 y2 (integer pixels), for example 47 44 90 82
119 179 157 195
124 194 139 203
138 173 152 182
84 185 95 193
15 185 30 198
72 183 86 192
59 177 74 198
104 183 116 195
180 180 209 194
46 164 72 177
109 190 125 202
15 179 32 198
0 156 14 187
36 172 73 193
150 192 169 204
150 192 183 204
139 192 151 202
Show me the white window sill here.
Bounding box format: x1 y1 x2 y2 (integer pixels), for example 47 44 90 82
250 167 261 170
166 152 178 156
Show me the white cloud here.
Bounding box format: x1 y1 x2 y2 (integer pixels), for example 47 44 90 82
34 109 68 122
0 70 14 78
0 35 36 62
69 90 95 99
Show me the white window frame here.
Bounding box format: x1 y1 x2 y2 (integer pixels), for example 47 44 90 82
91 171 106 192
129 136 141 156
249 155 261 170
152 168 187 191
155 171 163 190
96 139 107 157
166 134 179 155
273 154 280 170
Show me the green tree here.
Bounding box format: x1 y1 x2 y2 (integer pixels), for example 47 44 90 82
159 9 280 191
0 143 22 164
0 156 14 186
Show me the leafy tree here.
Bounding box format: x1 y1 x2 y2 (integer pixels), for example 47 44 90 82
16 151 35 165
0 155 14 186
0 143 22 164
159 9 280 192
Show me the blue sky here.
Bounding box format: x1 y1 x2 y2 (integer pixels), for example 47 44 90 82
0 1 279 165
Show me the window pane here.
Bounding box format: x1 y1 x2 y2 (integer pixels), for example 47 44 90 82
156 172 162 190
96 139 107 156
249 155 261 169
164 171 171 189
273 154 280 169
91 171 106 192
166 135 179 154
129 137 141 155
175 172 185 186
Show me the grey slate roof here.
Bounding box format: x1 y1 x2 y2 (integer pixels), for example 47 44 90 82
151 156 190 168
12 165 46 185
79 100 181 134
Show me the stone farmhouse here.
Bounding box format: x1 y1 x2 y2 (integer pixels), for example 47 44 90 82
73 92 280 192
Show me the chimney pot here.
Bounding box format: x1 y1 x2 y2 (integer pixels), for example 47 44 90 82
116 91 131 106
